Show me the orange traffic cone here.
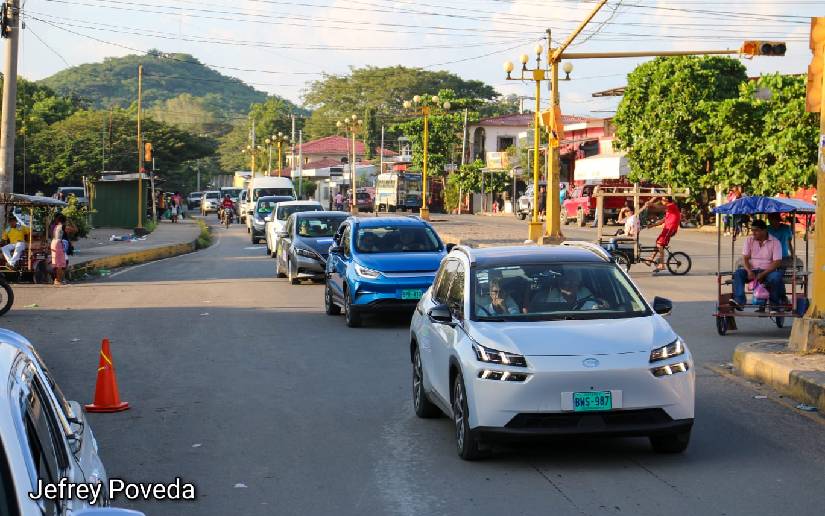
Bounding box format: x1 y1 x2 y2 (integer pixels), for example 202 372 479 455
85 338 130 413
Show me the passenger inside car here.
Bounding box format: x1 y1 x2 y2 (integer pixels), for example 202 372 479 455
484 276 521 315
536 268 604 310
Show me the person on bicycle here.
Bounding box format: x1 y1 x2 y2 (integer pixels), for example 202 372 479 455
646 197 681 275
220 195 234 220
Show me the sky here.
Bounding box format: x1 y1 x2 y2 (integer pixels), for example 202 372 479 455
11 0 823 117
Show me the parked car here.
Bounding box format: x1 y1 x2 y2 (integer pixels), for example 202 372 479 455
245 177 296 233
238 189 249 224
409 243 693 460
275 211 349 284
187 191 203 209
251 196 299 244
516 181 545 221
263 200 323 255
57 186 88 206
325 216 449 327
0 328 140 515
355 191 373 212
200 190 221 215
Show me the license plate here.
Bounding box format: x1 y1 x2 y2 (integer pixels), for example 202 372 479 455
400 288 423 300
573 391 612 412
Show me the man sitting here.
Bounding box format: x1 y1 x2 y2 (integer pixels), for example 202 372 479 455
2 217 30 268
607 205 640 252
731 219 785 311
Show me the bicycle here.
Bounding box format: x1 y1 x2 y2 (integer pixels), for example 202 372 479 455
602 232 691 275
220 207 232 229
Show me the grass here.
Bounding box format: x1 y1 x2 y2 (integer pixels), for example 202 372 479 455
196 219 212 249
145 219 158 233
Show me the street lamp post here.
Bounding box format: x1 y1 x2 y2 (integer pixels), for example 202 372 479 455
241 144 264 176
504 44 546 242
403 95 451 221
273 133 289 177
337 115 363 215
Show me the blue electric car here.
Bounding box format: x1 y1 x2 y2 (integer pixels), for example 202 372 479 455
325 216 449 327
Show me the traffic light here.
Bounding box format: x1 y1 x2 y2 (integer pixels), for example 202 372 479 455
806 17 825 113
144 142 152 162
740 40 787 57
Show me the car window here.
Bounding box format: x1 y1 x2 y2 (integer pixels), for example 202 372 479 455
446 262 465 319
0 434 19 516
297 216 346 238
257 201 275 214
255 188 294 200
205 192 220 199
355 225 441 254
276 205 321 221
433 260 457 304
472 262 649 321
341 225 352 258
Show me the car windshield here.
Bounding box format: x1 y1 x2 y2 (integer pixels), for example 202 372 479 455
297 216 346 238
257 201 276 214
355 225 441 253
472 262 650 321
222 188 242 199
356 192 370 200
254 188 293 200
205 192 220 199
61 188 84 197
277 205 321 221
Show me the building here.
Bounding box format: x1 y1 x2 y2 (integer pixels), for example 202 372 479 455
467 113 615 183
288 135 396 169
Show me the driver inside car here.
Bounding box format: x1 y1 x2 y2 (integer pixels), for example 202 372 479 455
534 268 605 310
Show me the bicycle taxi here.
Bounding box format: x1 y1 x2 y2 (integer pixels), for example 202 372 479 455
593 185 692 275
711 196 813 336
0 193 67 284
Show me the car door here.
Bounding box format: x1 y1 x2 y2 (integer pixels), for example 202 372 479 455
279 216 294 270
429 259 464 402
418 260 453 399
327 222 350 303
19 363 72 515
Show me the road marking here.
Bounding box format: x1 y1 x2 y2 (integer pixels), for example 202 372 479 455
244 246 264 250
106 226 223 279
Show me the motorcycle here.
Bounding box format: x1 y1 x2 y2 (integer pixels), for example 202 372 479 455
220 207 233 228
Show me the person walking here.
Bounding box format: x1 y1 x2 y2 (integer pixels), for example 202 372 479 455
50 214 67 285
538 185 546 221
334 191 344 211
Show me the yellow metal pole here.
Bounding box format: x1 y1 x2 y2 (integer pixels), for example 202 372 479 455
528 76 542 242
278 141 283 177
136 64 143 229
544 59 562 243
560 49 739 60
420 106 430 221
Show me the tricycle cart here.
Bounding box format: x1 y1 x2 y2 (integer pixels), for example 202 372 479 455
0 193 67 285
711 196 813 336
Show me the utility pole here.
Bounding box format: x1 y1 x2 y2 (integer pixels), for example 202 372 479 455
461 108 468 167
379 124 385 174
290 113 295 170
298 129 303 198
196 162 201 192
0 0 20 194
136 64 144 229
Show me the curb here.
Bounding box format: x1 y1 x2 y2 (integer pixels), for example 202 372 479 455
68 237 199 279
733 340 825 413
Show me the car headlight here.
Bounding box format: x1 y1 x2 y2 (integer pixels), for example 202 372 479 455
649 338 685 363
650 361 690 377
472 342 527 367
354 263 381 279
295 247 317 259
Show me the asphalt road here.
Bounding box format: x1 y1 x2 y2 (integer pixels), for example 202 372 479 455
5 222 825 516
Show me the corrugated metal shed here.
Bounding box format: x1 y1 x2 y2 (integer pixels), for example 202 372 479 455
91 174 149 228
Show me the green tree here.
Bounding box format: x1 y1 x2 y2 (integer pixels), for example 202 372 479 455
147 93 231 136
614 56 747 193
697 74 818 195
27 109 215 185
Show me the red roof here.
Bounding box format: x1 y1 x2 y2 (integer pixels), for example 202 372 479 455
296 135 396 157
475 112 594 127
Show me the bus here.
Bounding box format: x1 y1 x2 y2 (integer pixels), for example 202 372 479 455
374 172 422 212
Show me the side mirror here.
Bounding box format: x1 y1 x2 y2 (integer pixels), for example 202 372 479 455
277 231 288 238
427 304 454 325
264 215 273 223
445 243 456 252
248 209 254 215
652 296 672 316
329 245 343 255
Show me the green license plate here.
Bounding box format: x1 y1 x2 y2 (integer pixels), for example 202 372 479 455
573 391 612 412
400 289 424 300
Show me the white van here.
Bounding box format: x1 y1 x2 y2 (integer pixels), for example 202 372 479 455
245 177 296 231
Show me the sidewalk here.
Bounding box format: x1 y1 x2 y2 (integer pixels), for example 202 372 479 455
68 219 202 278
733 340 825 413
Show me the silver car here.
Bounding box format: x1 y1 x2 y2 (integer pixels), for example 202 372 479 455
275 211 348 284
0 329 140 515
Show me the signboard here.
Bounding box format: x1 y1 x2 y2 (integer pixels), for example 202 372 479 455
485 152 510 171
573 154 629 181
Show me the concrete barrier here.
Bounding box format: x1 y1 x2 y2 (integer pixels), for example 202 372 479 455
68 239 198 279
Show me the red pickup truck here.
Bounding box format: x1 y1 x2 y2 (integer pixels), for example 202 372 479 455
561 185 630 227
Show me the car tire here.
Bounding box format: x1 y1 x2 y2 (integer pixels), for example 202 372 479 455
517 211 526 221
576 208 585 227
344 288 362 327
325 282 341 315
452 372 483 460
413 347 440 418
561 210 568 226
251 235 258 244
0 277 13 316
288 259 300 285
649 429 691 453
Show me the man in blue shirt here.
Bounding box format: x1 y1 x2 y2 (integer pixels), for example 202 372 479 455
767 213 793 259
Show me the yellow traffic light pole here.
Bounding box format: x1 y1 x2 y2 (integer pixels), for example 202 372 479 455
790 17 825 352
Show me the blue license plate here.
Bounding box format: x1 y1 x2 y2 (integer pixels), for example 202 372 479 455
400 289 423 300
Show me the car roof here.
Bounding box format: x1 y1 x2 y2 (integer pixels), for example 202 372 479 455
352 216 429 227
276 200 322 207
458 245 607 267
293 210 346 219
204 190 220 194
257 195 295 203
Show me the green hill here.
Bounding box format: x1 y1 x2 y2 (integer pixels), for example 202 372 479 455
38 51 301 116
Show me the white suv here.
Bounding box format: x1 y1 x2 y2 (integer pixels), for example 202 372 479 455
409 244 694 460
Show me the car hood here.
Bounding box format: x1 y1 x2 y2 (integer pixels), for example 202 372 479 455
356 252 444 273
296 236 335 256
467 315 676 356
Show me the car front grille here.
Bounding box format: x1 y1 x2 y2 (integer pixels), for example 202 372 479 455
505 409 672 430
